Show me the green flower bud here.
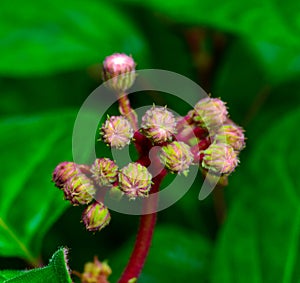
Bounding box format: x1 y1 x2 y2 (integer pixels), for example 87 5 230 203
118 163 152 200
81 256 111 283
201 143 239 175
101 116 134 149
192 97 228 129
82 202 111 232
64 174 95 206
213 124 246 151
160 141 193 176
102 53 136 92
91 158 119 186
141 106 177 143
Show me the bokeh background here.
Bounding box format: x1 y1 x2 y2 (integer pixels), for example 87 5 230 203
1 0 300 282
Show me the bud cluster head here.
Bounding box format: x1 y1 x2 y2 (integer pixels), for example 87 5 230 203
91 158 118 186
102 53 136 92
81 256 111 283
52 162 80 189
101 116 134 149
160 141 194 175
201 143 239 175
192 97 228 130
141 106 177 143
82 202 111 232
118 162 152 200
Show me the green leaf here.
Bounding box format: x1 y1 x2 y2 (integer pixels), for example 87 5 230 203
212 107 300 283
112 0 300 49
0 111 76 265
0 248 72 283
0 0 150 75
110 225 212 282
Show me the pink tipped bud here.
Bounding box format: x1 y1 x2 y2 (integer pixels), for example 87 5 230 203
160 141 193 175
64 174 96 205
213 124 246 151
201 143 239 174
82 202 111 232
102 53 136 92
91 158 119 186
101 116 134 149
192 97 228 129
52 162 80 189
81 256 112 283
118 162 152 200
141 106 177 143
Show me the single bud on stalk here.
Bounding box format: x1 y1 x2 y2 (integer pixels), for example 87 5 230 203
82 202 111 232
192 97 228 129
91 158 119 186
101 116 134 149
52 162 80 189
64 174 96 205
160 141 193 176
81 256 112 283
141 106 177 143
213 124 246 151
201 143 239 175
102 53 136 92
118 162 152 200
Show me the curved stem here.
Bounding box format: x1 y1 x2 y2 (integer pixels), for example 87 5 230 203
118 171 167 283
118 93 139 132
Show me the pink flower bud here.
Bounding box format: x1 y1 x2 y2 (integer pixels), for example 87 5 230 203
102 53 136 92
192 97 228 129
64 174 96 205
141 106 177 143
91 158 119 186
201 143 239 174
52 162 80 189
82 202 111 232
118 163 152 200
81 256 111 283
213 124 246 151
101 116 134 149
160 141 193 175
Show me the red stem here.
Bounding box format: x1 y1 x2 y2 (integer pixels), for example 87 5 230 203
118 171 166 283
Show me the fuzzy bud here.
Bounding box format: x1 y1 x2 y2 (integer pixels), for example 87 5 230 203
91 158 119 186
118 163 152 200
213 124 246 151
52 162 80 189
160 141 193 175
101 116 134 149
64 174 96 205
201 143 239 175
82 202 111 232
141 106 177 143
192 97 228 129
81 256 111 283
102 53 136 92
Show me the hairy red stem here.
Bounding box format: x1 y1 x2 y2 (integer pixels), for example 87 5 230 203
118 170 166 283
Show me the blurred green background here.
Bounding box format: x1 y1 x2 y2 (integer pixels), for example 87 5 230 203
1 0 300 282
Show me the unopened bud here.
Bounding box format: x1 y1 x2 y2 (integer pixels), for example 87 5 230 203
201 143 239 174
82 202 111 232
118 163 152 200
64 174 95 205
91 158 118 186
160 141 193 176
141 106 177 143
81 256 111 283
213 124 246 151
102 53 136 92
192 97 228 129
101 116 134 149
52 162 80 189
